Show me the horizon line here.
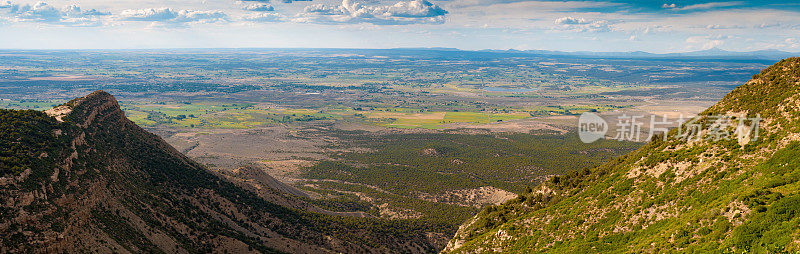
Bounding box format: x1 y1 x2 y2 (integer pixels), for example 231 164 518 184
0 47 798 55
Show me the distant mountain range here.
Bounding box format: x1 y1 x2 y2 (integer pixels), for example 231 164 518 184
395 47 798 60
544 47 797 60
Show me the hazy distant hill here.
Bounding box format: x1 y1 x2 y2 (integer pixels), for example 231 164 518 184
445 57 800 252
473 47 797 60
0 91 442 253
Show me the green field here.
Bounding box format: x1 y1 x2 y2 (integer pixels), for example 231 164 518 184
121 102 334 129
379 111 530 129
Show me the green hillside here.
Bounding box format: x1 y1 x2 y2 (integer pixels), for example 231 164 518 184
444 57 800 253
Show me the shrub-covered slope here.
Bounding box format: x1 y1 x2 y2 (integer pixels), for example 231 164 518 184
0 91 440 253
445 57 800 253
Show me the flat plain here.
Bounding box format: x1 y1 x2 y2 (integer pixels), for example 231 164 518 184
0 48 771 236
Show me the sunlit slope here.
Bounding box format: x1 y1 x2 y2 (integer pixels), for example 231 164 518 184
445 57 800 253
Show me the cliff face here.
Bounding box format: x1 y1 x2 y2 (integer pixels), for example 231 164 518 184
445 58 800 253
0 91 438 253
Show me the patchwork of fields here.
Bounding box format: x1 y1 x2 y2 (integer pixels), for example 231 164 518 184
0 49 771 241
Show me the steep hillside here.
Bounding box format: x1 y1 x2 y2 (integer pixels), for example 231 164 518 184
445 57 800 253
0 91 440 253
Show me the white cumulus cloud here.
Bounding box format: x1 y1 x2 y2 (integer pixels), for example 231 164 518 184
554 16 610 32
555 16 590 25
244 3 275 12
299 0 448 25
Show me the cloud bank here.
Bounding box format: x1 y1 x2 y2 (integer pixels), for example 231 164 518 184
242 12 284 22
299 0 448 25
119 8 228 24
0 1 108 25
244 3 275 12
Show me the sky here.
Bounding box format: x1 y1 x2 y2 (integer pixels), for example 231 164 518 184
0 0 798 52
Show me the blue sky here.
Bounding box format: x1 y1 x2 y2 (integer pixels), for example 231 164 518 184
0 0 798 52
